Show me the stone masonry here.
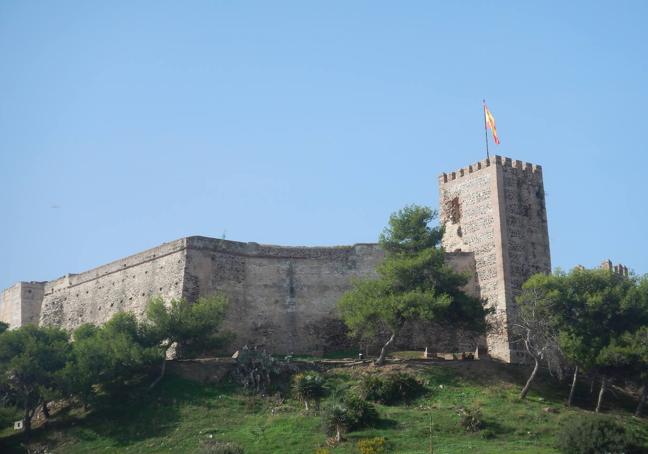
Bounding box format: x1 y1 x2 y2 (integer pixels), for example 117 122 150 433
439 155 551 362
1 156 551 361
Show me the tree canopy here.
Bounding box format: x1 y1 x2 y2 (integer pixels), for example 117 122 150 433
62 312 162 404
0 294 230 435
0 325 70 434
145 295 229 357
338 204 488 365
144 295 229 388
517 269 648 412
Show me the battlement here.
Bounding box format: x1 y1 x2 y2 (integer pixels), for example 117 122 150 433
600 259 630 277
438 155 543 184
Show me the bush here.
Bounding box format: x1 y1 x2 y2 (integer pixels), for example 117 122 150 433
233 347 284 394
292 372 326 410
457 406 484 432
323 404 351 442
200 439 244 454
343 394 379 430
556 416 641 454
0 405 20 428
357 437 386 454
480 428 496 439
359 372 424 404
322 392 379 441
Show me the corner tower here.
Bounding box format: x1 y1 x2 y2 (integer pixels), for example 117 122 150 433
439 156 551 362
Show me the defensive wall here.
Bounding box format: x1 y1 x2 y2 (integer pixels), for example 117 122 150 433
1 155 551 361
0 237 479 355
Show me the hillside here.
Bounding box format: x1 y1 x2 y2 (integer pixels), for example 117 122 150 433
1 358 647 454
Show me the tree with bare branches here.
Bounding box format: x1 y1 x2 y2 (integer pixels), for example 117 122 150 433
514 278 564 399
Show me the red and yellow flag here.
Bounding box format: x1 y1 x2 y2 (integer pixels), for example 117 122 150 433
484 103 500 145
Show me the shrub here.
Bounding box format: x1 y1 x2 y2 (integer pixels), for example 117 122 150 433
343 394 379 430
322 393 379 442
359 372 424 404
556 416 640 454
292 372 326 410
357 437 386 454
233 347 282 394
480 428 496 439
0 405 20 429
359 375 384 402
200 439 244 454
323 404 351 442
457 406 484 432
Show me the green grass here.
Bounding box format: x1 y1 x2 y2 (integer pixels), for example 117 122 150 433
1 361 647 453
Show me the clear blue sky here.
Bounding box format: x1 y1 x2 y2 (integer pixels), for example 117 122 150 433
1 1 647 290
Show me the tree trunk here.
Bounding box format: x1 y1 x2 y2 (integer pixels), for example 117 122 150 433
335 424 341 443
635 385 647 417
148 356 167 390
375 332 396 366
567 366 578 407
304 400 309 411
596 376 607 413
520 357 540 399
42 400 50 419
22 404 32 438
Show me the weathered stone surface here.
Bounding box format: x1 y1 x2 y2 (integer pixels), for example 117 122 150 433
1 155 551 362
31 237 384 355
0 282 44 327
39 238 187 330
439 156 551 362
182 237 384 354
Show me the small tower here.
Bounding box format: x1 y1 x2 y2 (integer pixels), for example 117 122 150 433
0 282 45 329
439 156 551 363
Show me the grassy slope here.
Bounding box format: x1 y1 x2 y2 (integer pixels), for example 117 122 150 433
1 360 647 454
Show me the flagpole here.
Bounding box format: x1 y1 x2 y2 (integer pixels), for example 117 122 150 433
482 99 490 159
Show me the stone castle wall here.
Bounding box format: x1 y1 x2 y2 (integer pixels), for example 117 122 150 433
182 237 384 354
439 156 550 362
39 239 188 330
0 236 482 356
1 155 550 361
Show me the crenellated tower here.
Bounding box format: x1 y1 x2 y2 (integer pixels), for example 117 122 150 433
439 155 551 362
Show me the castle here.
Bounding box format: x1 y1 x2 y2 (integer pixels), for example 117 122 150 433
0 155 551 363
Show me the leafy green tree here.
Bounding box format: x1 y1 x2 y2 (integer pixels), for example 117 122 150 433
338 205 488 365
145 295 229 388
520 268 648 411
598 326 648 417
0 325 70 435
560 269 647 412
0 322 8 335
62 313 161 405
61 324 105 407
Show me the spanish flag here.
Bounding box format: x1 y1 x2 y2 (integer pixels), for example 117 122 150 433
484 103 500 145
